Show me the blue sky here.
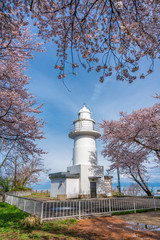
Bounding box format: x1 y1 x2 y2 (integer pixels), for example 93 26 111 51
27 41 160 193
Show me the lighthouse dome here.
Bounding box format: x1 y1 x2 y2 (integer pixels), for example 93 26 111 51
78 105 91 119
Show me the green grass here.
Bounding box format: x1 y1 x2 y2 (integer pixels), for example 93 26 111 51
23 191 57 200
42 219 77 232
0 202 78 240
0 202 28 233
24 191 50 198
112 208 160 215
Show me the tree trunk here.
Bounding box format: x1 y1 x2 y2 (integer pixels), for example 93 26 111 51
129 167 152 196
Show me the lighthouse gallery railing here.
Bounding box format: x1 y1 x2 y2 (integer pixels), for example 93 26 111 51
69 122 100 133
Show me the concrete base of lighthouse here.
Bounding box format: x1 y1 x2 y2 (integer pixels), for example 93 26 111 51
49 163 110 199
49 172 80 199
67 164 105 197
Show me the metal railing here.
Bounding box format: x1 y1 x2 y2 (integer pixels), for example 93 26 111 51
69 123 100 133
5 193 43 218
5 193 160 221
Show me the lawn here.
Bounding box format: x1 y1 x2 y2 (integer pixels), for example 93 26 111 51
24 191 50 199
23 191 57 200
0 202 81 240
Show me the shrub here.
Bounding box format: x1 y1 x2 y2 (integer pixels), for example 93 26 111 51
112 191 124 197
11 186 32 191
22 215 41 228
0 178 12 192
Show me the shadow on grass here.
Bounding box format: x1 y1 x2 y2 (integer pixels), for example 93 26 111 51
0 203 83 239
41 219 101 240
0 202 28 230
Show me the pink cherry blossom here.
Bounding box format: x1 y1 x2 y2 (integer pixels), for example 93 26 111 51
0 1 45 169
100 96 160 196
2 0 160 82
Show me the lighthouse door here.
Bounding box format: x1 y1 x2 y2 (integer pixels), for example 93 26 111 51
90 182 97 198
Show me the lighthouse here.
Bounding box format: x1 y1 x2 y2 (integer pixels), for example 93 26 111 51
69 105 101 166
49 105 112 199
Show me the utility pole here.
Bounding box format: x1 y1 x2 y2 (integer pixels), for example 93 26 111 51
117 167 121 195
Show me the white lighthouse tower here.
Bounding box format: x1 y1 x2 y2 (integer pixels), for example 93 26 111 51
49 105 112 199
69 105 101 166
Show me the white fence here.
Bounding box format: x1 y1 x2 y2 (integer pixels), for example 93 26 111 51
5 193 43 218
5 193 160 221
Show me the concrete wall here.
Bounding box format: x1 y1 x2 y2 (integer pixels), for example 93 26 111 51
68 164 106 197
67 165 90 195
50 177 80 199
66 178 79 198
8 191 32 196
90 165 105 195
97 177 106 195
80 165 91 195
50 178 66 197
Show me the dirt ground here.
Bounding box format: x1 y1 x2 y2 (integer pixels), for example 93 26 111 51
70 211 160 240
116 210 160 227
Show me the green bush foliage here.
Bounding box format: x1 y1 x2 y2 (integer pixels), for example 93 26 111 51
11 186 32 192
0 178 12 192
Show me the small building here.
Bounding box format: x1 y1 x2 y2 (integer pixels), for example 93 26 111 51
49 105 112 199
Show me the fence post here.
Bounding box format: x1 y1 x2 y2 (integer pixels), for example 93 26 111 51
79 201 81 220
34 201 36 215
153 196 157 211
109 198 111 216
91 200 92 214
133 198 136 213
24 199 26 212
17 197 19 207
40 202 44 223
